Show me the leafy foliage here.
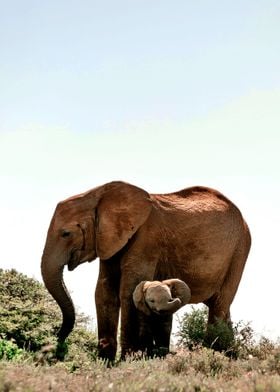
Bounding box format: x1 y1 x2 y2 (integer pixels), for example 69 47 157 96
0 268 61 350
177 305 266 358
0 339 23 361
177 306 208 349
206 318 235 353
0 269 98 364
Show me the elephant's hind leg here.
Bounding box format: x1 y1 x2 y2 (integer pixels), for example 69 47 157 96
205 232 251 350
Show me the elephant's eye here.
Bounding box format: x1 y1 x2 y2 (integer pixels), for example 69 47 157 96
61 230 71 238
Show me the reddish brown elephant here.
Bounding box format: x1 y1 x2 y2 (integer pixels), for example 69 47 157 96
41 181 251 360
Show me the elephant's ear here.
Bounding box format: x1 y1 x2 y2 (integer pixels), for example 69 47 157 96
96 182 152 260
163 279 191 307
133 281 151 316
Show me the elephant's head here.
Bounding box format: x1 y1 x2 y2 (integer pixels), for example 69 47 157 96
41 181 152 342
133 279 191 316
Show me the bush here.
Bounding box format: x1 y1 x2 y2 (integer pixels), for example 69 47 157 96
177 306 258 357
0 339 23 361
177 306 208 349
0 269 98 363
0 269 62 351
206 318 235 353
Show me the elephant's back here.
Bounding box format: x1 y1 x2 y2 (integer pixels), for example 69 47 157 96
151 185 236 215
150 185 250 255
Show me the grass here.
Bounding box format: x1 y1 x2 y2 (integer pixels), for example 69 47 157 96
0 269 279 391
0 345 280 391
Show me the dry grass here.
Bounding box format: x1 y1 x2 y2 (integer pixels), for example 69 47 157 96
1 271 279 391
0 346 280 392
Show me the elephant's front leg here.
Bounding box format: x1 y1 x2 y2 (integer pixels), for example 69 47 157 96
120 295 141 359
137 312 155 356
119 270 150 358
95 259 120 361
152 314 173 356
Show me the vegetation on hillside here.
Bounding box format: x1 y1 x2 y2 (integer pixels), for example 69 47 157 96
0 268 279 391
0 269 98 367
176 305 276 360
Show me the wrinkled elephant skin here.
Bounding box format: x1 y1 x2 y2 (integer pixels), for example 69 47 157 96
41 181 251 360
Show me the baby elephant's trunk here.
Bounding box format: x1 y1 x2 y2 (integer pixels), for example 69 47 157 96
158 297 182 313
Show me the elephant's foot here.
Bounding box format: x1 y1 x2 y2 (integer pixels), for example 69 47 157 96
120 345 170 360
150 346 170 358
120 346 142 361
55 339 68 361
98 337 117 363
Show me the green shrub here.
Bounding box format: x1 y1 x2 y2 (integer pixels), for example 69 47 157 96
205 318 234 353
0 269 98 364
0 339 23 361
0 269 61 351
177 306 208 349
177 306 257 357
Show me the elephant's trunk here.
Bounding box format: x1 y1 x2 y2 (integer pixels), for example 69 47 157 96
41 254 75 342
163 279 191 307
159 298 182 313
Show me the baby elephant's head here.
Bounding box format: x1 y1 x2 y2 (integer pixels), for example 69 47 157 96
133 279 191 316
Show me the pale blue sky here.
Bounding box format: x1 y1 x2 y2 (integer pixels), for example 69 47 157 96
1 1 279 130
1 1 280 339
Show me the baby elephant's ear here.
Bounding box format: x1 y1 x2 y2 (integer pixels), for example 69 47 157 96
133 281 151 316
162 279 191 306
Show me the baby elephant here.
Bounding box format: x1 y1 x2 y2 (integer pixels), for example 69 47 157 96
133 279 191 356
133 278 191 316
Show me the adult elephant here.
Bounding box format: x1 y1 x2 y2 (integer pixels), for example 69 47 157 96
41 181 251 361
